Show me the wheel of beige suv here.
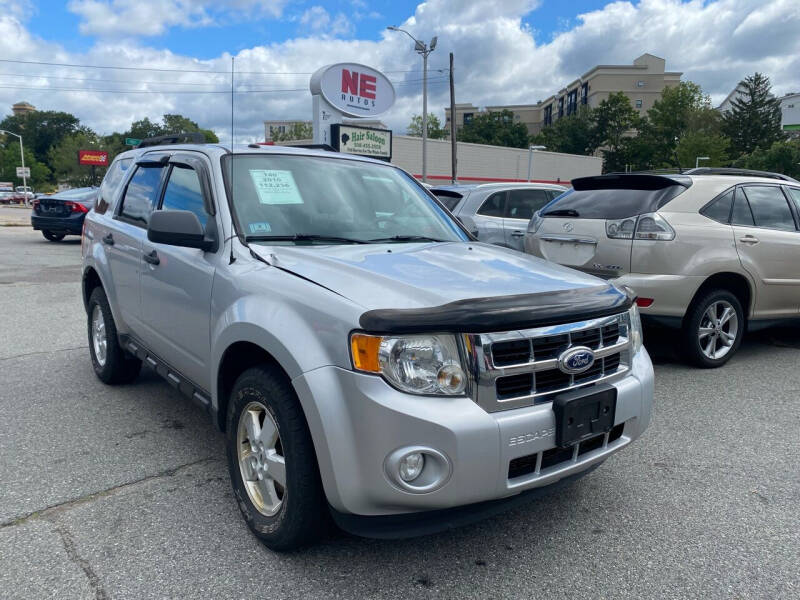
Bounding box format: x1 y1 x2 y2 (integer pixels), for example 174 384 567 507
225 366 328 551
682 289 744 368
87 287 142 384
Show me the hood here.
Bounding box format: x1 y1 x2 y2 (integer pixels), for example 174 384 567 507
249 241 623 312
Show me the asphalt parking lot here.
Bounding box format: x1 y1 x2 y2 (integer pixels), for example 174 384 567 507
1 224 798 600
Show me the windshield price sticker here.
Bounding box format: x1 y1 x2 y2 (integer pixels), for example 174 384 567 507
249 170 304 205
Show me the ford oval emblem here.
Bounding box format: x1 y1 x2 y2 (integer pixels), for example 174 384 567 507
558 346 595 374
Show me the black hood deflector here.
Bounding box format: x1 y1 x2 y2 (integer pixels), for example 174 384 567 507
359 285 632 334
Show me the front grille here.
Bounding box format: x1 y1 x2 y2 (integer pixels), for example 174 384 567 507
508 423 625 480
464 312 632 413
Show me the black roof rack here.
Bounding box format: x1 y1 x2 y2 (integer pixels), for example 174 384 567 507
136 132 206 148
682 167 798 182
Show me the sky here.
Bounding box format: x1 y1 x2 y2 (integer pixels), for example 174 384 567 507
0 0 798 143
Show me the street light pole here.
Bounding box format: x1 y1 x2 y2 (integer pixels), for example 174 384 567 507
388 26 437 183
528 145 546 182
695 156 710 169
0 129 27 204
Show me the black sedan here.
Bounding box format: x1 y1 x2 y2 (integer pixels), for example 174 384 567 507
31 187 98 241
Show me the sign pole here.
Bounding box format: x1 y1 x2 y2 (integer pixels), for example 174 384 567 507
449 52 457 184
19 136 28 204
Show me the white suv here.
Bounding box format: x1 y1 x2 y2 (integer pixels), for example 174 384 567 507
525 171 800 367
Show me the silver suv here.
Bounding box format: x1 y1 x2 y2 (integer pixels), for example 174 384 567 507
431 183 566 251
81 138 652 550
525 172 800 367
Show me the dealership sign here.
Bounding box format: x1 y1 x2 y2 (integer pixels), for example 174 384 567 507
78 150 109 166
331 124 391 160
310 63 395 118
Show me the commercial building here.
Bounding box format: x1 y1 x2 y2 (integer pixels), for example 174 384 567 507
445 54 682 137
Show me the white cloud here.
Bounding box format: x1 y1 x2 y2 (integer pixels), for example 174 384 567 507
68 0 289 37
298 5 354 37
0 0 797 144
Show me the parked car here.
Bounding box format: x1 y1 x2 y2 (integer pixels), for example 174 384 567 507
430 182 567 251
82 138 652 550
524 172 800 367
31 187 98 241
15 185 35 204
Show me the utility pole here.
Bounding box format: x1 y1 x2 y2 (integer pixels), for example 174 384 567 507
449 52 457 184
0 129 28 204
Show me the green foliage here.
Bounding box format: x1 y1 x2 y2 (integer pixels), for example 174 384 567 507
123 114 219 143
722 73 784 155
593 93 641 171
0 110 80 165
48 131 108 187
532 106 598 155
0 142 51 188
733 138 800 179
643 81 712 166
460 110 529 148
675 131 730 168
406 114 447 139
272 122 313 142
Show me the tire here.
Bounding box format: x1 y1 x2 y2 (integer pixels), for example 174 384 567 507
225 366 327 551
42 230 66 242
682 289 744 368
87 287 141 384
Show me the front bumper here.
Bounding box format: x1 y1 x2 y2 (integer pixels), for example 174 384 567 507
31 213 85 234
292 347 654 519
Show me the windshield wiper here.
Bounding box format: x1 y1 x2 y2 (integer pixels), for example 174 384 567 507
245 234 368 244
543 209 580 217
367 235 448 243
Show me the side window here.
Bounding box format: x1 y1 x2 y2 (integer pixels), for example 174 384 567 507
506 189 551 221
742 186 797 231
160 165 208 228
477 192 506 218
119 166 165 227
701 189 734 224
95 158 132 215
731 188 755 226
786 187 800 214
547 190 562 201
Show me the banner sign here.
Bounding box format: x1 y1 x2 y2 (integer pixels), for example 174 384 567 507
331 124 392 160
16 167 30 178
78 150 109 166
310 63 396 119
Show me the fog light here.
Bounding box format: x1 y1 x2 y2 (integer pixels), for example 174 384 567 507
399 452 424 482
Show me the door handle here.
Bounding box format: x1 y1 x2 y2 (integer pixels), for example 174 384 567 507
143 250 160 265
102 233 114 246
739 235 759 245
511 231 525 237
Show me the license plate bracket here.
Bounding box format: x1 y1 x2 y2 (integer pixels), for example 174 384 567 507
552 385 617 448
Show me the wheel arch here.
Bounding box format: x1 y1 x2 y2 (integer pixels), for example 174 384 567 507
685 271 754 323
82 266 104 313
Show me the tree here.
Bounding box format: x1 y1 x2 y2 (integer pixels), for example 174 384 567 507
48 131 108 187
123 114 219 143
722 73 784 156
645 81 711 166
532 106 597 155
0 141 51 189
593 93 641 171
0 110 80 165
406 114 447 139
459 109 529 148
272 122 313 142
675 131 730 168
734 138 800 179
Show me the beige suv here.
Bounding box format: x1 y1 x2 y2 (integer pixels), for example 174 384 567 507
524 172 800 367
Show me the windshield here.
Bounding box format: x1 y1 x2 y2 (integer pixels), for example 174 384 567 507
222 154 467 244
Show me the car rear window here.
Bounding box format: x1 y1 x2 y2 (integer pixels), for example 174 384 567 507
541 174 691 219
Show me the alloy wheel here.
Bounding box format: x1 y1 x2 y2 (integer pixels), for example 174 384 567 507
698 300 738 360
237 402 286 516
91 304 107 367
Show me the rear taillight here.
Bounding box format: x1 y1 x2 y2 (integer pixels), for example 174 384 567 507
67 201 89 213
635 297 654 308
33 199 40 210
606 212 675 241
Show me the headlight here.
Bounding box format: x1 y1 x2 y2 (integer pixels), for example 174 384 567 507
527 211 543 234
627 303 643 354
350 333 467 395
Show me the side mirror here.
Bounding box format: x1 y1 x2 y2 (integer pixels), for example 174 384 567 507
148 210 214 251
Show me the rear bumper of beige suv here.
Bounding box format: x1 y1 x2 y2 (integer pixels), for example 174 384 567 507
610 273 705 319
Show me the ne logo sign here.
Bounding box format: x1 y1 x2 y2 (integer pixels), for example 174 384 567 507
310 63 396 118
